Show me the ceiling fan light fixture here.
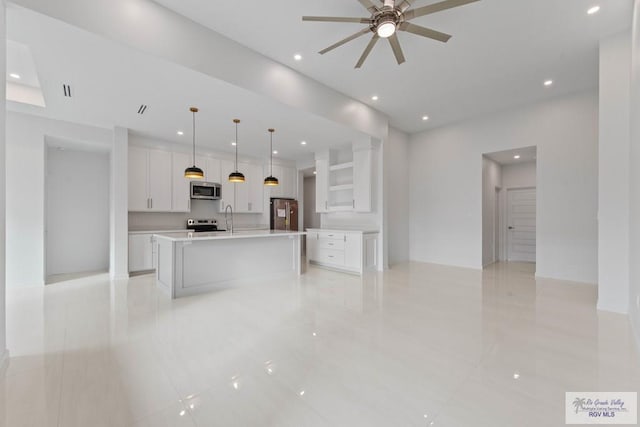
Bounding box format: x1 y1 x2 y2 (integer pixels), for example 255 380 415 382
377 20 396 38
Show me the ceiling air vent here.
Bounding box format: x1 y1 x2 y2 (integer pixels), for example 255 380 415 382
63 84 72 97
137 104 148 115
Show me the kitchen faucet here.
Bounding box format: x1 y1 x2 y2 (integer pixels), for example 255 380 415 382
224 204 234 234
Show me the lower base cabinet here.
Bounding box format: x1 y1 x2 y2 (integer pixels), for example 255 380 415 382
306 229 378 275
128 233 157 272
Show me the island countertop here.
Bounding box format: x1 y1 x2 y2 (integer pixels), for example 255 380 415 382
154 230 306 242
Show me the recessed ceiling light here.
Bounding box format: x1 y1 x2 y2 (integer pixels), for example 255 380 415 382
300 141 307 145
313 170 317 175
422 115 430 121
371 95 379 101
273 150 278 155
513 372 520 380
514 155 521 159
544 80 553 87
177 131 184 136
294 54 303 61
587 5 600 15
231 141 237 146
9 73 21 79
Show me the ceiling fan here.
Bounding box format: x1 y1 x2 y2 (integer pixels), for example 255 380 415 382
302 0 480 68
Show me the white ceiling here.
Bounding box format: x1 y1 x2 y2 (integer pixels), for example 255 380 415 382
485 145 536 165
6 6 367 162
153 0 633 133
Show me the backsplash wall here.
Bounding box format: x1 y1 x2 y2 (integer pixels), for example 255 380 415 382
129 199 267 230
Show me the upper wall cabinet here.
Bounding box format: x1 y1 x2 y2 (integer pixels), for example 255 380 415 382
128 147 172 212
218 161 265 213
195 156 222 183
267 165 298 199
172 152 192 212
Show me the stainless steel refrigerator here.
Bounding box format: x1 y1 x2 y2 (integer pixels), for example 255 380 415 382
270 198 299 231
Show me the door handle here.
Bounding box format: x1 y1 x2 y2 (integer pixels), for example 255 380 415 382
508 226 514 230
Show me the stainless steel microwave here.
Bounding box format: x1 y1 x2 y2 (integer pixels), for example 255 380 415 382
190 181 221 200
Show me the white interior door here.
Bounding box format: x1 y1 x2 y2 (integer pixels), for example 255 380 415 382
507 188 536 262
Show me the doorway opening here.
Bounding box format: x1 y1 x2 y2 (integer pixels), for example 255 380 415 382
45 139 110 284
482 146 537 269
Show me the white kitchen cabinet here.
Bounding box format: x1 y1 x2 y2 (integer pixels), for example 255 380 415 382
306 229 378 275
172 152 191 212
344 233 362 270
195 156 222 183
353 148 372 212
128 147 172 212
267 165 297 199
128 147 149 212
315 158 329 213
219 160 236 212
129 233 155 272
233 162 264 213
248 164 264 213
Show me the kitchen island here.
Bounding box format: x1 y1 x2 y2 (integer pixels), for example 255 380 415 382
154 230 305 298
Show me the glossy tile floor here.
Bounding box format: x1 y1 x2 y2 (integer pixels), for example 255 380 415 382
1 262 639 427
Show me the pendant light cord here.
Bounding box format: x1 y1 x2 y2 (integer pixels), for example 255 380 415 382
192 111 196 166
270 131 273 176
235 121 239 172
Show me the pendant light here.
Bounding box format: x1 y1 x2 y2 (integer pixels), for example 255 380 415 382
264 128 279 186
184 107 204 179
228 119 245 183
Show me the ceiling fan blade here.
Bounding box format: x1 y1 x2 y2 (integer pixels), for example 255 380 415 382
319 27 372 55
302 16 372 24
355 34 380 68
404 0 480 20
388 34 406 65
399 22 451 42
396 0 412 12
357 0 379 13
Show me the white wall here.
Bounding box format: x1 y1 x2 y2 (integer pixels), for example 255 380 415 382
110 127 129 279
384 127 410 265
629 0 640 349
482 156 501 267
1 0 8 368
410 92 599 283
502 161 536 189
5 112 112 287
598 32 631 313
303 177 320 230
46 147 110 276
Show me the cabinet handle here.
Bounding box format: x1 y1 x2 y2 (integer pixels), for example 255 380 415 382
147 198 150 209
353 199 355 208
150 198 153 209
344 235 346 242
328 243 334 246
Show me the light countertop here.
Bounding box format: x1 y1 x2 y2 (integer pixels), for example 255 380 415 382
154 230 306 242
306 228 379 234
129 225 269 235
129 228 189 235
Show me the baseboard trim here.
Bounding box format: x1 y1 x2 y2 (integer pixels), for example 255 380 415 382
0 349 9 376
110 273 130 281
